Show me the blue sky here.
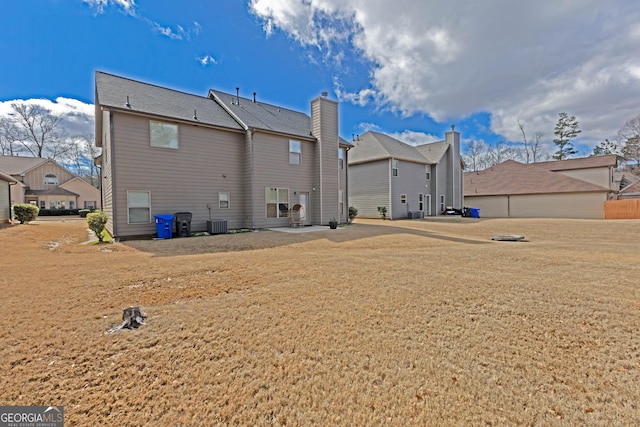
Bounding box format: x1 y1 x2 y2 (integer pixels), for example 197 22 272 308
2 0 640 158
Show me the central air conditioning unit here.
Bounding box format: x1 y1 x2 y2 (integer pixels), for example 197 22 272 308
206 219 228 235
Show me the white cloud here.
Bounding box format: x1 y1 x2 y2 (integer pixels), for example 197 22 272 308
82 0 136 16
196 54 218 67
389 130 441 147
251 0 640 146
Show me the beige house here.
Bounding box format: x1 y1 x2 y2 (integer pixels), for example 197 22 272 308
0 169 17 222
464 156 617 219
95 71 350 239
348 127 463 219
0 156 101 211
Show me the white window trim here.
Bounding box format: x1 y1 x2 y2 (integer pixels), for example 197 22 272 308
289 140 301 165
425 165 431 180
219 192 230 209
127 190 152 224
392 159 399 177
400 194 407 204
266 187 289 218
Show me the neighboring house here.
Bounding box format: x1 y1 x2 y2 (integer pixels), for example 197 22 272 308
94 71 350 239
618 179 640 200
348 127 463 219
0 156 101 211
0 169 17 223
464 156 617 219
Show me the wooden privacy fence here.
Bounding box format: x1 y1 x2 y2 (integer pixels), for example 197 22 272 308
604 200 640 219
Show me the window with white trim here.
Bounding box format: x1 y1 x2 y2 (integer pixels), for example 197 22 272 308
266 187 289 218
440 195 445 213
219 192 229 209
150 121 178 149
44 174 58 185
400 194 407 204
289 140 301 165
339 190 344 215
418 193 424 211
425 165 431 180
392 159 399 177
127 191 151 224
338 148 345 169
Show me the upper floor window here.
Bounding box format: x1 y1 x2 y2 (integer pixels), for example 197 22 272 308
400 194 407 204
425 165 431 180
392 159 399 177
338 148 345 169
44 173 58 185
150 121 178 149
289 140 301 165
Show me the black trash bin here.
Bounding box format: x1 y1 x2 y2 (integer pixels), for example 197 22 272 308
174 212 192 237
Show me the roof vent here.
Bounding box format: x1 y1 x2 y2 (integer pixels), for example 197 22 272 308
236 87 240 106
321 91 328 97
125 96 131 108
193 109 198 120
253 92 256 103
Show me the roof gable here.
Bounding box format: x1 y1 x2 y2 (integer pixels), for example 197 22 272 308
349 131 434 165
415 141 448 163
465 160 611 196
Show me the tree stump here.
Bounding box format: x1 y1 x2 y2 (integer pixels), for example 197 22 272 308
107 306 146 333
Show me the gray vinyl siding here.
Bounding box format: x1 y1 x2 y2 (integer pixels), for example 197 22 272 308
348 160 389 218
102 110 114 235
250 131 316 229
434 161 449 213
0 180 10 222
390 160 429 219
110 112 245 237
311 97 340 224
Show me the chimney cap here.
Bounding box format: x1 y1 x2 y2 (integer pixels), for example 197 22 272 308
321 91 328 97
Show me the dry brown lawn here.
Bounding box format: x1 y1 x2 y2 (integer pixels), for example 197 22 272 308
0 217 639 426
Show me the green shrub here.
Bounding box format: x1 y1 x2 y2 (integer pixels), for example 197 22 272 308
377 206 387 220
13 204 39 224
348 206 358 223
87 211 109 243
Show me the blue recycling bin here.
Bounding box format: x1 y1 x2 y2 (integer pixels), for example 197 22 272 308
470 208 480 218
154 214 174 239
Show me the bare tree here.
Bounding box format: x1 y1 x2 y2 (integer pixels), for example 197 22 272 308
618 114 640 170
8 101 69 159
463 140 488 171
531 131 547 162
518 120 546 163
0 117 21 156
487 140 523 165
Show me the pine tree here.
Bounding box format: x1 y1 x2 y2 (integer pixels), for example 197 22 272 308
553 112 581 160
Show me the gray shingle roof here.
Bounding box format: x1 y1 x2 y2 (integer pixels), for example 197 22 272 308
349 131 441 165
415 141 448 163
95 72 244 131
464 160 611 196
208 89 314 139
26 187 79 196
0 156 48 175
532 155 617 171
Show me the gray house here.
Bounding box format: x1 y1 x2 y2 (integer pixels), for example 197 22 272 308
95 71 350 239
348 127 463 219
